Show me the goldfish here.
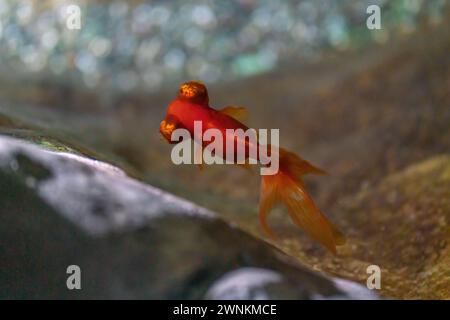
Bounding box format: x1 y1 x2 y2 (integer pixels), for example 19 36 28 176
160 81 345 253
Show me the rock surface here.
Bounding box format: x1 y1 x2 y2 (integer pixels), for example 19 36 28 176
0 136 376 299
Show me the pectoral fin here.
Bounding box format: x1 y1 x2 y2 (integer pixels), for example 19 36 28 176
194 139 204 171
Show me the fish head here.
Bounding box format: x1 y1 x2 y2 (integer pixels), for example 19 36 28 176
177 81 209 106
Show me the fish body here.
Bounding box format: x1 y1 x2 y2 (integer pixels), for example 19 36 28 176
161 88 258 162
167 99 248 133
160 81 345 253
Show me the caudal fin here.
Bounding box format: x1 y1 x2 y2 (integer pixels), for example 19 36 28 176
259 148 345 254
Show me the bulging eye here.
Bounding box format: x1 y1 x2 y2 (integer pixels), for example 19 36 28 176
178 81 209 106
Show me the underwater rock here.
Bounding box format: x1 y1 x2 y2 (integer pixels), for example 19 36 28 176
0 135 377 299
271 155 450 300
335 155 450 299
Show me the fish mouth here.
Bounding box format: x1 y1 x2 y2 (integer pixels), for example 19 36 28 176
160 118 181 144
159 120 172 142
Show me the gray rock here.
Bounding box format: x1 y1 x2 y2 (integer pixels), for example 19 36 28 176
205 268 283 300
0 135 377 299
205 268 379 300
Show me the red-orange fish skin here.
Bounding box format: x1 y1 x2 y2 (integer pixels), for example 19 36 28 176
168 99 247 133
160 81 345 254
164 98 256 161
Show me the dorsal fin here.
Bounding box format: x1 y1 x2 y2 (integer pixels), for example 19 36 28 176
218 106 249 122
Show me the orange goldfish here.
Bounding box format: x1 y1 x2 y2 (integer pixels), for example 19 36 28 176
160 81 345 253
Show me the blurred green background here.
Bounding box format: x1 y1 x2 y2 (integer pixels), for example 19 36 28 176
0 0 447 94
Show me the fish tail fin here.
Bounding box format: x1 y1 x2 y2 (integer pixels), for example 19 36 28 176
259 148 345 254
